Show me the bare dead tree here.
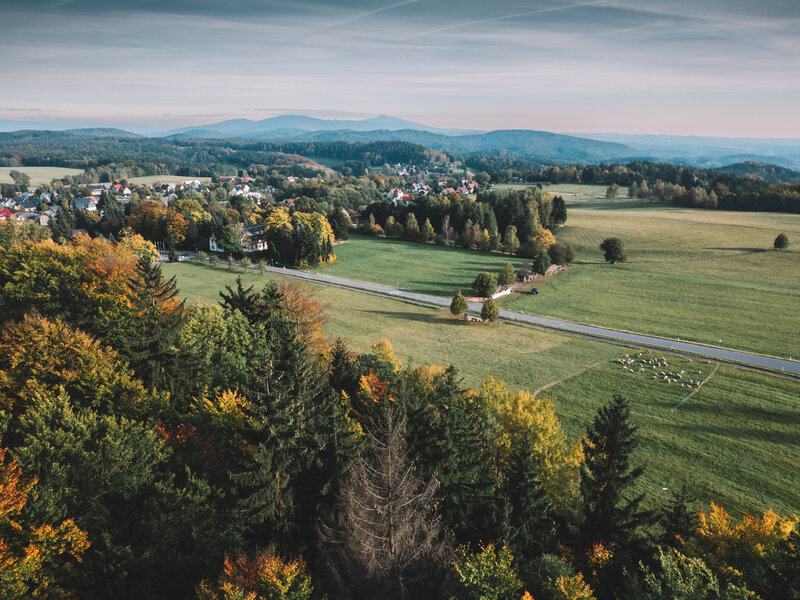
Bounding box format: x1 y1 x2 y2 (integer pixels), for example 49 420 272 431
318 407 453 600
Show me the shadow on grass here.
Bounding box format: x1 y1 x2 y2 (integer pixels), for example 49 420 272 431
363 309 466 326
704 247 769 253
678 402 800 426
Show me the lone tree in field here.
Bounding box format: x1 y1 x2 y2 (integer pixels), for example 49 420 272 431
239 256 250 271
450 289 468 317
774 233 789 250
600 237 628 264
319 408 452 600
481 298 499 322
497 262 516 287
473 272 497 298
606 183 619 200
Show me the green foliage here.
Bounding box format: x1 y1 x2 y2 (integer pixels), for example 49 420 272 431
498 262 517 287
6 389 232 599
599 237 628 264
549 196 568 229
533 250 552 275
500 428 556 580
195 250 208 263
481 297 499 322
580 395 651 579
123 257 188 401
217 226 244 258
636 548 757 600
503 224 521 254
404 366 498 544
473 271 497 298
449 544 523 600
327 208 352 241
774 233 789 249
450 289 468 316
548 243 575 266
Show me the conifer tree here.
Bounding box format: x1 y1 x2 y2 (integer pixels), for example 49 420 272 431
124 256 187 398
580 395 652 577
450 289 468 316
51 200 75 241
319 406 452 599
498 262 517 287
481 297 499 322
501 429 556 576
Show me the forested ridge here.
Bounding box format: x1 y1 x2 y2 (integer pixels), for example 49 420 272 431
0 235 797 600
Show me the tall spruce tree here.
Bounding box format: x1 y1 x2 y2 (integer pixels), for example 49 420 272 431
580 395 652 595
501 428 556 580
124 257 187 400
404 366 498 544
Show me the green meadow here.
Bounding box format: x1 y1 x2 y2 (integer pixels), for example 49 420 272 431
0 166 85 186
309 194 800 357
164 261 800 517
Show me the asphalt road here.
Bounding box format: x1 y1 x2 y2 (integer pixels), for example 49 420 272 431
261 265 800 378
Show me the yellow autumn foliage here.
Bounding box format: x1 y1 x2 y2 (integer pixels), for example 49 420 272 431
476 376 582 516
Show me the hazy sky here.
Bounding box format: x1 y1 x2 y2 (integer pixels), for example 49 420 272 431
1 0 799 136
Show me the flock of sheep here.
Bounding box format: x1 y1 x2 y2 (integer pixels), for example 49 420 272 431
615 352 705 389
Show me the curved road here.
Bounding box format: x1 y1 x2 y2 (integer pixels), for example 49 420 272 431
261 265 800 378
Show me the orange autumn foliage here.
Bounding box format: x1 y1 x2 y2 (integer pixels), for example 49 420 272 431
0 439 89 599
196 551 313 600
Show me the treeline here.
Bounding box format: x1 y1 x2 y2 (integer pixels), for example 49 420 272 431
360 188 569 260
0 131 437 178
0 236 798 599
466 157 800 213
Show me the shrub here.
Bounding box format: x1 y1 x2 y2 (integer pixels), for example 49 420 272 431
774 233 789 250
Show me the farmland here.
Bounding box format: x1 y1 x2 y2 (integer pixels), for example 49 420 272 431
0 165 84 185
163 261 800 517
310 236 525 297
503 193 800 358
307 195 800 358
126 174 212 185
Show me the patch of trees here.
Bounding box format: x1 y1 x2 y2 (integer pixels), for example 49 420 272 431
1 236 798 600
360 188 570 261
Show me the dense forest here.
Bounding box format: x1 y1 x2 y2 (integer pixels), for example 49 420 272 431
0 235 797 600
0 131 439 178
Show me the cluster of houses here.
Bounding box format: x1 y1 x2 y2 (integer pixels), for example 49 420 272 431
385 179 480 205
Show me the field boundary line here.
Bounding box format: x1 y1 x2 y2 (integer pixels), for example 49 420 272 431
533 359 609 398
673 363 720 411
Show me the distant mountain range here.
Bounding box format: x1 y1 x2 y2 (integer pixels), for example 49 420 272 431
574 132 800 169
2 114 800 168
166 114 479 138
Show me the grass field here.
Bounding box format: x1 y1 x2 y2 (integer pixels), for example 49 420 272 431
309 198 800 358
126 175 212 185
164 262 800 517
0 166 85 186
502 196 800 358
311 236 525 297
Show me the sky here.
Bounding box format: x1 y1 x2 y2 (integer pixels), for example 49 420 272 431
1 0 799 136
